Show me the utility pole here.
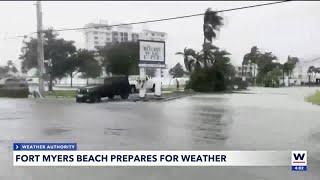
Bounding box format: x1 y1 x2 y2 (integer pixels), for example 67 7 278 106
36 1 45 97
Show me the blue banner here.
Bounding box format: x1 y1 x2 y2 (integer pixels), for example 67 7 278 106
13 143 77 151
291 166 307 171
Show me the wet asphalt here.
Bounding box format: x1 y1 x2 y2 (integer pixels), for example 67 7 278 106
0 87 320 180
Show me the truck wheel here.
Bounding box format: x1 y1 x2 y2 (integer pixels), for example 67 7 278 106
130 85 137 94
120 93 129 99
95 96 101 103
76 98 82 103
107 94 114 99
89 96 95 103
89 96 100 103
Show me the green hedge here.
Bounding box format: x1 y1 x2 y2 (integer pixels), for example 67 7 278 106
0 89 29 98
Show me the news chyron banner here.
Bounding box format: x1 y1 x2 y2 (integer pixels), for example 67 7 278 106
13 143 307 171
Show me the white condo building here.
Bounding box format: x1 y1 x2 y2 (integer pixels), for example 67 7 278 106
83 20 167 51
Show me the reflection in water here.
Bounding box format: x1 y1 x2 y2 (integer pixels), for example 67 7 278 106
191 105 232 143
104 128 128 136
0 117 22 121
43 127 71 136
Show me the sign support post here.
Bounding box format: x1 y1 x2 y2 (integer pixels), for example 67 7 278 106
155 68 161 97
139 67 146 98
139 40 166 99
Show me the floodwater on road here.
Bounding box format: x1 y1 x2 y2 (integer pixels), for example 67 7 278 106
0 87 320 179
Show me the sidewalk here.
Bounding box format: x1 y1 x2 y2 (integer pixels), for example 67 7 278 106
129 90 194 102
34 89 194 103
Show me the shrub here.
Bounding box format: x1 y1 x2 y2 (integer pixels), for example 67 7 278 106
186 65 233 92
233 77 248 90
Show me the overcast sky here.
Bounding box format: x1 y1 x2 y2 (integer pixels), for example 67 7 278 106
0 1 320 70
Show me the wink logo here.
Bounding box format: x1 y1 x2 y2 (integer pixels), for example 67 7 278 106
291 151 307 171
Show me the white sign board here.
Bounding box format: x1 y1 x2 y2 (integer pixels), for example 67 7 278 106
139 40 165 64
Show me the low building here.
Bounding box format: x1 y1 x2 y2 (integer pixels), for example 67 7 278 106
235 64 258 79
292 57 320 85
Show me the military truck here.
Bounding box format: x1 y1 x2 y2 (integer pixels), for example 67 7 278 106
76 76 131 103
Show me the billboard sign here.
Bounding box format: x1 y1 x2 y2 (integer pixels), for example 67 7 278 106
139 40 165 65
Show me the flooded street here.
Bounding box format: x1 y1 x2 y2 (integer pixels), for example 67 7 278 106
1 87 320 179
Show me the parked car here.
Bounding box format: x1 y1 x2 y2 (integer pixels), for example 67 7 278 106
128 75 157 93
0 78 29 98
76 76 131 103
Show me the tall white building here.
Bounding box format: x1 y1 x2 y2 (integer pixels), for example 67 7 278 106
83 20 137 50
83 20 167 51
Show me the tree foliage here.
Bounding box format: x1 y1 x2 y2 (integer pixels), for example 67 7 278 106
175 48 197 72
0 60 18 78
243 46 260 67
76 49 102 79
242 46 281 86
99 42 139 76
178 9 237 92
183 47 236 92
188 53 235 91
283 56 299 78
242 46 300 87
203 9 223 67
169 63 185 78
263 68 282 87
308 66 320 73
19 29 76 90
203 8 223 43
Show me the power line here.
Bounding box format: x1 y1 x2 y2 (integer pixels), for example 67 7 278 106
13 0 290 38
300 57 320 63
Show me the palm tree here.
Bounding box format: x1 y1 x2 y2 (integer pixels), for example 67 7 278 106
286 56 299 78
213 49 231 63
307 66 316 85
243 46 260 65
308 66 315 73
175 48 197 72
242 46 260 76
201 42 218 66
203 8 224 43
203 8 223 67
283 56 299 86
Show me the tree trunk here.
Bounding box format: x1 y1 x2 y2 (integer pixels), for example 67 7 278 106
288 71 291 87
70 73 73 87
49 75 53 91
203 54 208 68
203 36 207 68
242 64 244 76
282 70 285 87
